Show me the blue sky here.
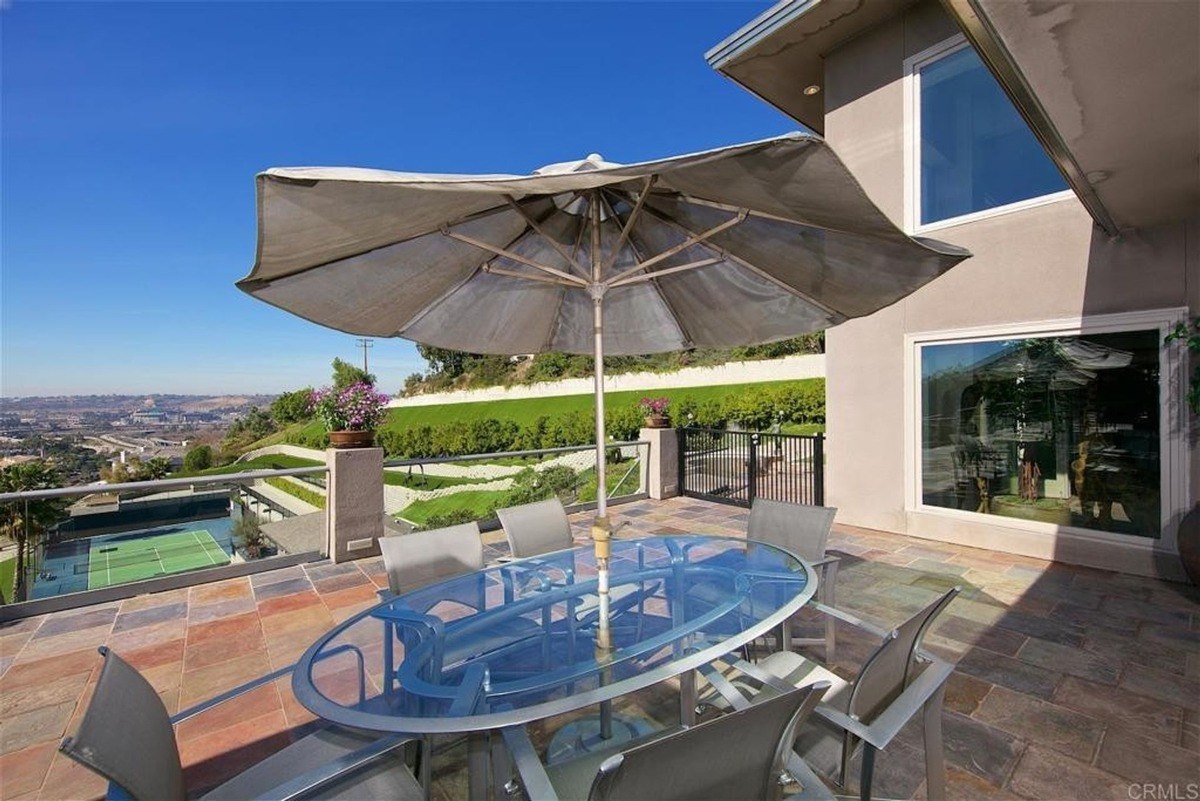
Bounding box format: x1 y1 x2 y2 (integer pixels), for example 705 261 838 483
1 1 791 397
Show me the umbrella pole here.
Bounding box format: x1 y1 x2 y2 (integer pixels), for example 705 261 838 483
590 191 614 740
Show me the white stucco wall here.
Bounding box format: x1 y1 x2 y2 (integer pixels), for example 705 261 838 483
388 354 825 408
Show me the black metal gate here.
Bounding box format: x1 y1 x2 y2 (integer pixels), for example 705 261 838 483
678 428 824 507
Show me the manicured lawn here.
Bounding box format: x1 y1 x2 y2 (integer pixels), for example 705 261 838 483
396 490 507 526
383 470 487 489
264 477 326 509
0 557 16 604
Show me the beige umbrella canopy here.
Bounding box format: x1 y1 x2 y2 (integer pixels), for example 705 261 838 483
239 132 970 649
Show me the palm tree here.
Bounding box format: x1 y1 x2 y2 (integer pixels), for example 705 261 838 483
0 461 65 602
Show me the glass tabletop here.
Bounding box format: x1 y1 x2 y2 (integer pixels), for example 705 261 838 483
292 534 815 734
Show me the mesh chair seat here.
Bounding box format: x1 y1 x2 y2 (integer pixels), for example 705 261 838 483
202 726 423 801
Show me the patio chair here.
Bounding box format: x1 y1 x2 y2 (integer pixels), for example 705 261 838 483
495 498 654 631
747 499 839 660
60 646 423 801
377 522 547 672
497 497 573 558
697 587 960 801
499 682 835 801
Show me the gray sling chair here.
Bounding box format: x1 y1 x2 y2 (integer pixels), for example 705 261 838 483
697 587 960 801
747 499 840 661
499 682 836 801
495 498 656 631
376 522 549 677
60 647 423 801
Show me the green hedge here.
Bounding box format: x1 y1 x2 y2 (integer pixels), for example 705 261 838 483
368 380 823 459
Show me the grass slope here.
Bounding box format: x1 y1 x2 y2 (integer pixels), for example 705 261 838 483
0 557 15 604
385 379 821 432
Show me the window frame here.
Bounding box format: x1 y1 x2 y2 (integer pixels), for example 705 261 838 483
902 35 1076 234
903 308 1191 553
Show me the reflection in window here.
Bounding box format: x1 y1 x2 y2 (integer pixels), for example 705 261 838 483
920 331 1161 538
919 45 1067 225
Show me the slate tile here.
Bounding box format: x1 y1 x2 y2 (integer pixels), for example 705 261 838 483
994 609 1085 647
111 601 188 632
957 647 1062 700
973 685 1103 761
1017 638 1121 685
939 710 1024 786
1120 665 1200 710
30 608 115 639
1096 726 1200 786
252 577 314 601
1052 675 1184 744
1008 745 1128 801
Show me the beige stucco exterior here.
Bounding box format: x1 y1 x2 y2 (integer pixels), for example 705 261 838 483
817 1 1198 579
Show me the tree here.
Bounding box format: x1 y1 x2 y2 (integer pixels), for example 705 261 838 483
415 345 470 378
0 461 65 602
140 457 172 480
221 406 278 451
183 445 213 472
270 388 314 424
332 358 375 389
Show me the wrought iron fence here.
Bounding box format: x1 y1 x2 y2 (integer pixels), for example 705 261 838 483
678 428 823 507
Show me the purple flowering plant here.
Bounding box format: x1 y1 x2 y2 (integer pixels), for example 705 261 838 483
638 396 671 416
309 382 392 431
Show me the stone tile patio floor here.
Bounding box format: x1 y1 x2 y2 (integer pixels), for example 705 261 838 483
1 496 1197 800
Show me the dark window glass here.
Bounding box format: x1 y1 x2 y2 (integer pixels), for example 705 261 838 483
920 330 1161 538
919 46 1068 224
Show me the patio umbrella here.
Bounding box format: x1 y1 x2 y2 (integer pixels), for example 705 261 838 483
238 132 970 657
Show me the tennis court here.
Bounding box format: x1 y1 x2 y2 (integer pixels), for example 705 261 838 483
86 528 230 589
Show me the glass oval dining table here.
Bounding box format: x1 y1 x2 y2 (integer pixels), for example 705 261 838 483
292 534 816 798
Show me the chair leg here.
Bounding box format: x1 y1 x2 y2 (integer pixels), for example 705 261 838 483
680 669 697 726
923 684 948 801
859 744 876 801
840 730 857 791
822 562 838 663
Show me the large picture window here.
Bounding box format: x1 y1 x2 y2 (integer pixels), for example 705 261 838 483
914 41 1068 226
919 329 1162 538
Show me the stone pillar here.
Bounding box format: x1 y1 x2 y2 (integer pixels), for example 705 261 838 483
640 427 679 500
326 446 384 563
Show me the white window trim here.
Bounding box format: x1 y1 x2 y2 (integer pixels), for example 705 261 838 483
902 35 1076 235
903 308 1191 554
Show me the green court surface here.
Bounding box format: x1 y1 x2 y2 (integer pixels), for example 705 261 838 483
86 529 230 589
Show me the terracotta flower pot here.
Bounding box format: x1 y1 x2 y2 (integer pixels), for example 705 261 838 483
329 429 375 449
644 414 671 429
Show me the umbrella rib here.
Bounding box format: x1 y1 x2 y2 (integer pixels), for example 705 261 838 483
607 257 724 287
598 190 696 349
482 263 579 287
441 227 588 287
502 195 581 273
603 209 747 288
613 191 843 320
394 211 560 336
600 175 655 275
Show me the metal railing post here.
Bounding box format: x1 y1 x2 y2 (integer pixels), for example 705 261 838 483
814 432 825 506
677 428 687 498
747 433 759 507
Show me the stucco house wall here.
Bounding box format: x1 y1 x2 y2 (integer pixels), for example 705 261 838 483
820 0 1197 578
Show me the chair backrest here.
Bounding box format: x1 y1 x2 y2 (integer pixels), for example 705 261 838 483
496 498 572 559
847 586 960 723
588 682 829 801
59 647 186 801
378 522 484 595
747 498 837 562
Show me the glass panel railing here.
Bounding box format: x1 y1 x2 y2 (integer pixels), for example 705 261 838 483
0 465 329 606
382 441 650 532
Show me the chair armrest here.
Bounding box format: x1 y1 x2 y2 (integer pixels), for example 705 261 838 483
809 555 840 569
815 658 955 751
376 588 395 602
501 725 559 801
253 731 417 801
695 663 753 712
171 663 297 725
810 603 889 639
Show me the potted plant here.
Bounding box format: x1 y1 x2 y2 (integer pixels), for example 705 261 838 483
639 396 672 429
233 515 274 560
309 382 392 448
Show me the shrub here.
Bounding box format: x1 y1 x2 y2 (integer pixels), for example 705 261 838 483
183 445 213 472
418 509 478 530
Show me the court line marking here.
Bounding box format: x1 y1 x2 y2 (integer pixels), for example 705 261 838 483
191 530 218 566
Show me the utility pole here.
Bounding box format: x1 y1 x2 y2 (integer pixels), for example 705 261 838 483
355 338 374 374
